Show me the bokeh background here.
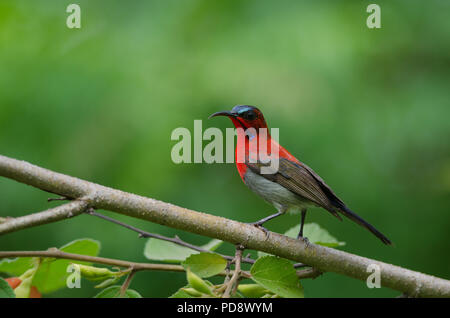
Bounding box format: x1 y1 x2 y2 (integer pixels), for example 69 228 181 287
0 0 449 297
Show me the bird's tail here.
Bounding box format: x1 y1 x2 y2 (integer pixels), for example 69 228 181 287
338 206 392 245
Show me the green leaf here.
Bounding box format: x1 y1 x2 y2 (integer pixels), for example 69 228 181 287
258 222 345 258
70 264 126 288
0 277 16 298
15 264 40 298
94 276 121 289
182 253 227 278
250 256 304 298
72 264 125 283
32 239 101 294
0 257 35 277
285 223 346 247
186 268 213 296
200 239 223 251
237 284 272 298
144 238 223 263
169 286 200 298
0 239 101 294
94 285 142 298
121 289 142 298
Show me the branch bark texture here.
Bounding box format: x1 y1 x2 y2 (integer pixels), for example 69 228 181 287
0 155 449 297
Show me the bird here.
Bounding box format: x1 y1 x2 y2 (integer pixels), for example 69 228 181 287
209 105 391 245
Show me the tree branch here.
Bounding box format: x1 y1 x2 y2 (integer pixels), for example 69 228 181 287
119 268 137 297
0 250 242 278
1 155 449 297
85 208 257 265
223 245 244 298
0 200 89 234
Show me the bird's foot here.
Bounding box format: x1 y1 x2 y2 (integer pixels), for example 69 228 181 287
302 236 310 248
247 222 270 239
297 235 310 248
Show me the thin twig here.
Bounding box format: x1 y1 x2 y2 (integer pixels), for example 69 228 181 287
1 154 450 297
0 200 89 234
86 208 211 251
120 268 137 297
0 250 242 278
47 196 70 202
296 267 322 279
223 245 244 298
85 208 257 265
293 263 308 268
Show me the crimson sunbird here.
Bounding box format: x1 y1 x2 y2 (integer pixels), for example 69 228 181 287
209 105 391 245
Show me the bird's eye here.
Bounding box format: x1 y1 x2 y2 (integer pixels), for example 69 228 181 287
243 110 257 121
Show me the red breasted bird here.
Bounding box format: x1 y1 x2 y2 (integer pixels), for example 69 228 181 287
209 105 391 245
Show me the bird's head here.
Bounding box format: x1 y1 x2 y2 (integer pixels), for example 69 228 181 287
209 105 268 130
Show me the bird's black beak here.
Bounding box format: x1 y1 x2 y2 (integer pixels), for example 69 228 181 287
208 110 236 119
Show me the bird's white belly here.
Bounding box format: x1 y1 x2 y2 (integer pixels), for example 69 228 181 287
243 169 310 214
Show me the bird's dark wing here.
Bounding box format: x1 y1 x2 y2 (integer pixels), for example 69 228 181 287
246 157 344 219
246 157 392 245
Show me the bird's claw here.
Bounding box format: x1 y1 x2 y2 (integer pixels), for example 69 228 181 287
297 233 310 247
302 236 311 248
247 222 270 239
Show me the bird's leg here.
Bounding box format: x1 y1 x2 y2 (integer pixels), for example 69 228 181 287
297 209 309 245
247 211 283 237
248 211 283 227
297 209 307 238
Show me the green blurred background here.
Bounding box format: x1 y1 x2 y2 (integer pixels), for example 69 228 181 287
0 0 449 297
